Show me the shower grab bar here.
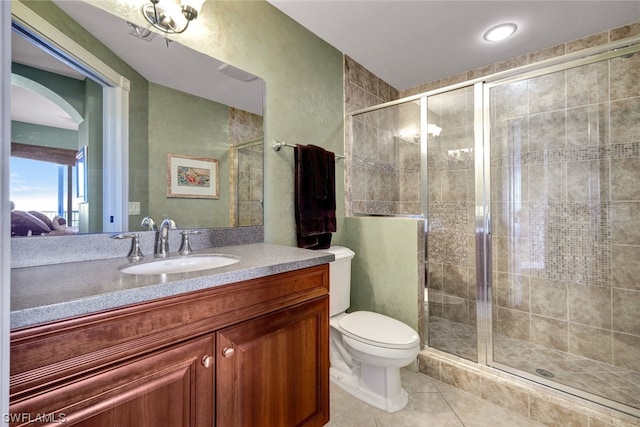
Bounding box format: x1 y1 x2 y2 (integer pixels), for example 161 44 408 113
272 140 345 160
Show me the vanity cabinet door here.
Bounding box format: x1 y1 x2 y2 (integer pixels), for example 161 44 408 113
9 335 214 427
216 296 329 427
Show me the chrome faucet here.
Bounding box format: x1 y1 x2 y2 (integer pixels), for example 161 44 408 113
155 218 177 257
141 216 157 231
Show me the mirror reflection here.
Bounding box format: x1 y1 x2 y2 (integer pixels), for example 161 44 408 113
10 0 264 237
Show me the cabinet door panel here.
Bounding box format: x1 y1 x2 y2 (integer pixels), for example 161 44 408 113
216 297 329 427
9 336 214 427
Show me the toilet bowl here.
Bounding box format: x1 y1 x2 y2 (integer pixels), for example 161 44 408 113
324 246 420 413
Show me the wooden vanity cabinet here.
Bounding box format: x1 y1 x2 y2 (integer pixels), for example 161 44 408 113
10 335 215 427
217 297 329 426
9 264 330 427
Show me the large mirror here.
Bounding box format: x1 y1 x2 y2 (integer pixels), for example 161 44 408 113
10 0 264 237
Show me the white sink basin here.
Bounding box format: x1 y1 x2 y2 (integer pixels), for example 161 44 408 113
120 254 239 275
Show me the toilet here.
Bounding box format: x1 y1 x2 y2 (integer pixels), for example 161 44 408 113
324 246 420 413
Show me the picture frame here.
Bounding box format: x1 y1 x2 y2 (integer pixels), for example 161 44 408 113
166 153 219 199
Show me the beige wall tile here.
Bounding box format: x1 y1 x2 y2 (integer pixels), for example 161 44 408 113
443 264 471 299
566 32 609 53
443 299 473 325
610 98 640 144
496 307 530 341
528 72 566 114
612 245 640 290
568 323 613 364
611 202 640 245
440 361 482 395
610 52 640 100
613 332 640 372
612 288 640 335
566 61 609 107
530 315 568 351
529 396 589 426
442 169 468 202
566 160 592 202
566 104 609 148
611 157 640 201
610 22 640 41
530 278 567 320
529 110 566 151
496 272 531 312
568 283 612 329
480 377 530 415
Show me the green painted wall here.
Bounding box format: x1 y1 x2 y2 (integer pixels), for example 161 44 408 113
147 83 230 228
11 121 77 149
21 0 344 245
91 0 345 246
343 216 420 331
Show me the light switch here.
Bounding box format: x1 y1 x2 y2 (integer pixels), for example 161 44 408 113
128 201 140 215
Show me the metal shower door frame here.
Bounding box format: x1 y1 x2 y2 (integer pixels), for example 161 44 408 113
477 42 640 418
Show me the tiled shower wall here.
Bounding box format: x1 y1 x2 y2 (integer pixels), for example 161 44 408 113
345 56 414 217
228 107 263 226
490 51 640 373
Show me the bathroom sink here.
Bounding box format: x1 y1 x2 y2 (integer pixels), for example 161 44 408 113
120 254 239 275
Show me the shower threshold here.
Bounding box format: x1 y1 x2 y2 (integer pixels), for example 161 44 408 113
428 316 640 411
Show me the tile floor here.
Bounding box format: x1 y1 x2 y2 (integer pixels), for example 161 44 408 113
327 369 545 426
429 316 640 410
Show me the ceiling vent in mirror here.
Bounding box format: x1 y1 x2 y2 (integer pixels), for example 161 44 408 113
142 0 205 35
218 63 259 82
127 22 155 42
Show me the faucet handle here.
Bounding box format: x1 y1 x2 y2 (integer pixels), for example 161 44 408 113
178 230 202 256
141 216 157 231
112 233 144 262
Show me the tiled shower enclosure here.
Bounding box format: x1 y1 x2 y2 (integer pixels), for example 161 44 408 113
351 42 640 416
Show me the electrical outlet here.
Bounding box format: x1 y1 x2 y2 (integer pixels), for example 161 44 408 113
128 201 140 215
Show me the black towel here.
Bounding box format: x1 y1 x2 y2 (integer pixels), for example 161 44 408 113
294 144 336 249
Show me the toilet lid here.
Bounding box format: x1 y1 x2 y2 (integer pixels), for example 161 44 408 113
339 311 419 349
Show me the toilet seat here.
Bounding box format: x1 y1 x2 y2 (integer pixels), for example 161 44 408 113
338 311 419 350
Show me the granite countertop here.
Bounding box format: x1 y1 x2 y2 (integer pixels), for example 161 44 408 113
11 243 334 330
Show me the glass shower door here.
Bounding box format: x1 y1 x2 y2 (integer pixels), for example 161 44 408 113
426 85 478 363
488 50 640 412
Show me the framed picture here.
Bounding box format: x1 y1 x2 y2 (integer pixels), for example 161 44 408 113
76 146 87 202
167 153 219 199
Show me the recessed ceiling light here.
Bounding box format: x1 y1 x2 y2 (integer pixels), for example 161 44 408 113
483 23 518 42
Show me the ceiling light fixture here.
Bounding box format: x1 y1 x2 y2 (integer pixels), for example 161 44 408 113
483 23 518 42
142 0 205 35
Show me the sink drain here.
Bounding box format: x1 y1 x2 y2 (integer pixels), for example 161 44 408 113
535 368 555 378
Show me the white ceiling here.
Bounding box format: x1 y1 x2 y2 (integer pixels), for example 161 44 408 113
52 1 264 115
267 0 640 91
11 0 640 130
11 0 264 132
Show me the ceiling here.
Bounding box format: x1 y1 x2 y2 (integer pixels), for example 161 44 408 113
11 0 264 131
11 0 640 131
267 0 640 91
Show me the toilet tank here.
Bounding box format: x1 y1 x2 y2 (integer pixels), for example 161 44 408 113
324 246 355 317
